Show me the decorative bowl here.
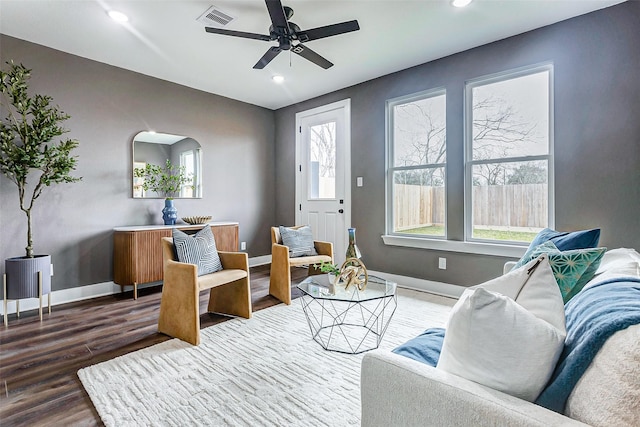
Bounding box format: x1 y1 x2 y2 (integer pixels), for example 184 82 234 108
181 216 212 225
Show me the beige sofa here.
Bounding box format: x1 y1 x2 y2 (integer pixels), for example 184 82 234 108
361 249 640 427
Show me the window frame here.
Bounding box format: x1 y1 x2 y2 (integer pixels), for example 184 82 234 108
463 63 555 246
382 64 554 257
385 88 447 240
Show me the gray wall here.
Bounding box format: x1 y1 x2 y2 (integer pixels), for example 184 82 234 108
134 141 171 168
0 35 276 292
274 1 640 287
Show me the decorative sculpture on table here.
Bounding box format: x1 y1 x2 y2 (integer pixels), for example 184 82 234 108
337 257 368 291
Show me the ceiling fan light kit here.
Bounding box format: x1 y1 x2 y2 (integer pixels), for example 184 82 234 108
204 0 360 70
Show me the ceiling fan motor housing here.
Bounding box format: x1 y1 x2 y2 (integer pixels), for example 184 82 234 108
204 0 359 69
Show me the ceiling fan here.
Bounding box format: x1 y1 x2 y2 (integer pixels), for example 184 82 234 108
204 0 360 70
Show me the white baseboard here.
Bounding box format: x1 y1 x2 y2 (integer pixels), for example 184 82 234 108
0 260 463 315
249 255 271 267
368 270 465 299
2 281 122 315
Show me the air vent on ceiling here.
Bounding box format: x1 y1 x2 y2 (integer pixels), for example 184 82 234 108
196 5 236 27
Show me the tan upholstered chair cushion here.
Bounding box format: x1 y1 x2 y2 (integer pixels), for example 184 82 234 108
197 269 248 291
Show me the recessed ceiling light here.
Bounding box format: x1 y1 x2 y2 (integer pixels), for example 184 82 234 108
272 75 285 84
108 10 129 23
451 0 473 7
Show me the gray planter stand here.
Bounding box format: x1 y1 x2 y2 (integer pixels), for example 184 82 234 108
3 255 52 326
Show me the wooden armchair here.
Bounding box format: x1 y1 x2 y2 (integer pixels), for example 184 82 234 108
269 226 334 305
158 237 252 345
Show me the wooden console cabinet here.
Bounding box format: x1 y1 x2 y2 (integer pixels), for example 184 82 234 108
113 222 239 299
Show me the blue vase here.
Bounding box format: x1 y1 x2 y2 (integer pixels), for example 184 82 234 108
162 199 178 225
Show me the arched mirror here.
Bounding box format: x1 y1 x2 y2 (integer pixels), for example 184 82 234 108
132 131 202 198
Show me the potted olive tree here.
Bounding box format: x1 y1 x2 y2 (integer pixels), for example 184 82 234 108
133 159 190 225
0 61 81 305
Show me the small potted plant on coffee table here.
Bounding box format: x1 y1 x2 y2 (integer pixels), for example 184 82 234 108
313 261 341 285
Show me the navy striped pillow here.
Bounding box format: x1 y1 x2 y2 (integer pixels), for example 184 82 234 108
172 227 222 276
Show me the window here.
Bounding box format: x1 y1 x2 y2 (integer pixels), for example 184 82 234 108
309 121 336 199
180 149 199 198
387 90 446 237
465 65 553 244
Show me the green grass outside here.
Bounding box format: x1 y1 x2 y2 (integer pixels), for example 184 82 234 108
401 225 537 243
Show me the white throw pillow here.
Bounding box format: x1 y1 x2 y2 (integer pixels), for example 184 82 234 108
437 255 567 402
471 255 566 332
595 248 640 275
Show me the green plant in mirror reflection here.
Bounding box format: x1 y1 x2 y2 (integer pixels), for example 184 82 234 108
133 159 192 199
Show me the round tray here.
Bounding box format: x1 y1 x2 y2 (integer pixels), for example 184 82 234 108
181 216 212 225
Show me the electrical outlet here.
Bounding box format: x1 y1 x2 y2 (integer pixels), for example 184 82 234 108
240 242 246 251
438 257 447 270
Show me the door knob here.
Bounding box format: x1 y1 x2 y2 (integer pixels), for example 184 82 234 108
338 209 344 213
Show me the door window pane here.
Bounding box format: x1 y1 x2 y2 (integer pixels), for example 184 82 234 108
309 121 336 199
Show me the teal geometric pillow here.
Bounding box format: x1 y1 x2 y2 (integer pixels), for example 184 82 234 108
513 241 606 303
512 241 558 270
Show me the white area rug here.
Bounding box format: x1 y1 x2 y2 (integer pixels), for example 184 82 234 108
78 288 454 426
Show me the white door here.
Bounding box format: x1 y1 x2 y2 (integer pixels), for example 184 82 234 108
296 99 351 265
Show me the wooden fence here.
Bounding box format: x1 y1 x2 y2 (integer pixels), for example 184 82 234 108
394 183 547 230
394 184 445 230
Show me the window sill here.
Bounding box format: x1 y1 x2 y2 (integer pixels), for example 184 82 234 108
381 235 526 258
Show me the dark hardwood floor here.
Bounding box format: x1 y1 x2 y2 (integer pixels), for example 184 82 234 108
0 265 307 427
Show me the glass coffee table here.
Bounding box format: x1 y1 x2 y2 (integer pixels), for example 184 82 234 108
296 274 397 354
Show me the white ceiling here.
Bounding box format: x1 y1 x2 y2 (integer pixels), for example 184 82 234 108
0 0 625 110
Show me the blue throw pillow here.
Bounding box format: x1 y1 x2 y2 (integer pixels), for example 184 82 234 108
527 228 600 252
392 328 445 367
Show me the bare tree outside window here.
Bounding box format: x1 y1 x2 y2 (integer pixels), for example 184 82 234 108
386 67 552 243
469 68 551 242
389 92 446 236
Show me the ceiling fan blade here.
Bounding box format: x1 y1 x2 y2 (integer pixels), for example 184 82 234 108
297 20 360 42
291 44 333 69
265 0 290 33
205 27 271 42
253 46 282 69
